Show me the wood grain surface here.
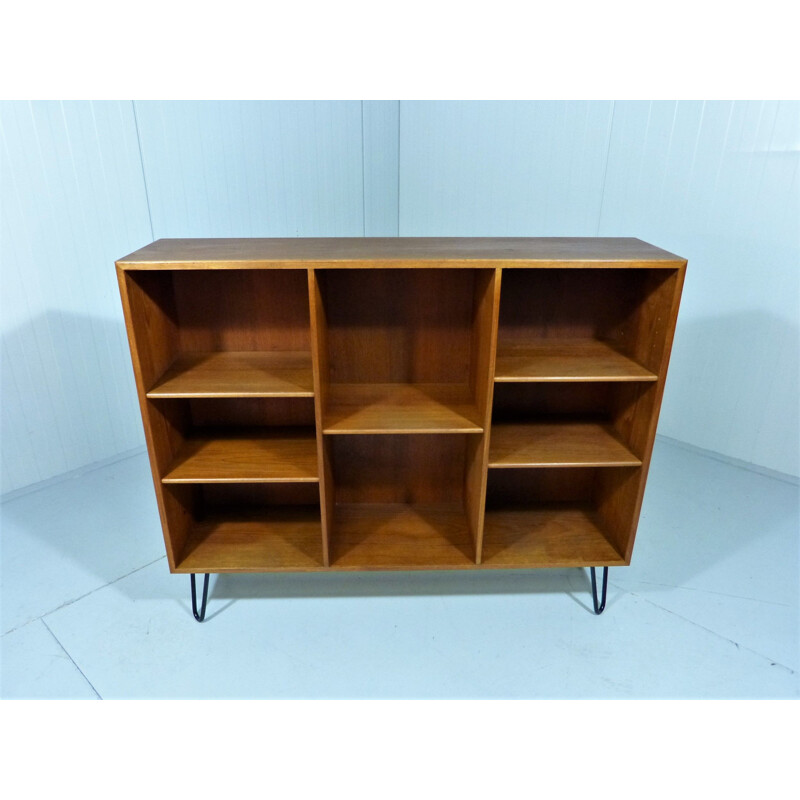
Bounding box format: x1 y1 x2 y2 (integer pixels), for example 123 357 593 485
323 383 483 434
118 237 685 269
162 428 319 483
494 339 657 382
488 422 641 468
147 351 314 397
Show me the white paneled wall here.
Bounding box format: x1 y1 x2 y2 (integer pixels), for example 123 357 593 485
598 101 800 476
1 101 152 493
399 101 615 235
363 101 399 236
133 101 365 238
1 100 797 494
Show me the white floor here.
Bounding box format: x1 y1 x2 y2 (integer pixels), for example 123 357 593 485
1 438 797 698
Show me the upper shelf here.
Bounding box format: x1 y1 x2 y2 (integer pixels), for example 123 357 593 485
494 339 656 383
147 351 314 398
488 422 641 468
323 384 483 434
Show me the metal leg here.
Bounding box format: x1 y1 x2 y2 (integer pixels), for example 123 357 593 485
590 567 608 615
190 573 210 622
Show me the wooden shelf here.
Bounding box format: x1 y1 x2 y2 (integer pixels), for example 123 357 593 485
175 508 324 572
482 505 626 567
323 384 483 434
162 428 319 483
494 339 656 383
488 422 641 468
147 351 314 398
331 503 475 568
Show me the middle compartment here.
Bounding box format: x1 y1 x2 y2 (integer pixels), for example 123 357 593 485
326 434 477 568
314 268 496 434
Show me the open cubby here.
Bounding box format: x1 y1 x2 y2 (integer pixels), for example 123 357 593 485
489 382 656 467
495 268 677 382
482 467 636 567
327 434 475 569
169 483 324 573
126 269 314 398
314 268 494 434
117 238 685 578
149 397 318 484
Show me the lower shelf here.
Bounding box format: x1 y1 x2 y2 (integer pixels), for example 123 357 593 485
482 505 626 568
175 507 324 572
330 503 475 569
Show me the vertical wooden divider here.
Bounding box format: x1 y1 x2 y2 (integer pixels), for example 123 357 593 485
464 268 503 563
308 268 333 566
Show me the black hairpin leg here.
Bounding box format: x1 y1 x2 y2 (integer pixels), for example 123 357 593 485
190 573 210 622
590 567 609 615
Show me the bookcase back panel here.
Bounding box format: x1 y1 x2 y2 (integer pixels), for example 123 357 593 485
200 483 321 511
318 269 481 384
172 269 311 353
187 397 316 429
494 383 614 420
486 467 599 505
330 434 468 504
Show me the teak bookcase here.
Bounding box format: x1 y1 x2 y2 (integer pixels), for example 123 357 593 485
116 238 686 619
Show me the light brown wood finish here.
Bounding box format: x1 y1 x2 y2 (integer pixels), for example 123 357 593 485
171 269 311 353
308 269 333 566
319 268 475 384
481 507 626 567
464 269 502 563
330 504 474 569
323 383 483 434
117 269 187 569
176 508 324 572
116 239 686 575
494 339 656 382
329 435 468 505
118 237 685 270
147 351 314 398
162 428 319 483
488 422 641 468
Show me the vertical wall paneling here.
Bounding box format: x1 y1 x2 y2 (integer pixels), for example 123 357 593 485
398 101 615 235
0 101 153 494
133 101 365 238
598 100 800 476
362 100 400 236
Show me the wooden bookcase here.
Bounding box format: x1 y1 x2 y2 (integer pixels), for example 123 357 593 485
116 238 685 611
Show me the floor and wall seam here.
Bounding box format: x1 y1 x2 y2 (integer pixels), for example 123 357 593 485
630 590 797 676
2 556 166 637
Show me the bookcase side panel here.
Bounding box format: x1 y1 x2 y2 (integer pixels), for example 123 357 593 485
117 267 188 569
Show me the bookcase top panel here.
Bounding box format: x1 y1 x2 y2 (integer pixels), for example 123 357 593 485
117 237 686 270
